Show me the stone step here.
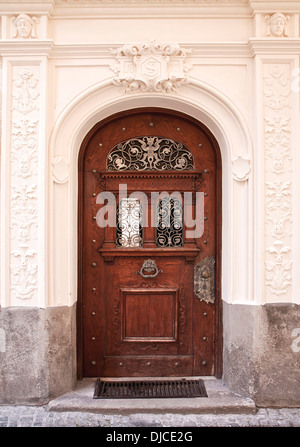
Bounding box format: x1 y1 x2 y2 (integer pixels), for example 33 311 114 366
46 377 257 415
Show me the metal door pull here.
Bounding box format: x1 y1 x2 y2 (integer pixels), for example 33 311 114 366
137 259 162 278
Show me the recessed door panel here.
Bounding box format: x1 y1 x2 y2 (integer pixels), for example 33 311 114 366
122 290 178 341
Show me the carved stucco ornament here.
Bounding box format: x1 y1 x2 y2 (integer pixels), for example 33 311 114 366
52 156 69 184
232 155 251 182
110 40 192 93
264 12 290 37
10 14 39 39
194 257 215 304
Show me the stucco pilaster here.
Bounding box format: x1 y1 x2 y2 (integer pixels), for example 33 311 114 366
252 48 300 304
0 14 53 307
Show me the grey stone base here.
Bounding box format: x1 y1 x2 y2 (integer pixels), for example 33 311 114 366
46 377 257 415
0 305 76 405
0 302 299 407
223 302 300 407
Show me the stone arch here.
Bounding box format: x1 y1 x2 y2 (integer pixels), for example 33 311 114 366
49 79 253 308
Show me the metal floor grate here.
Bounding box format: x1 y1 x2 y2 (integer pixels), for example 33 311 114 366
93 378 207 399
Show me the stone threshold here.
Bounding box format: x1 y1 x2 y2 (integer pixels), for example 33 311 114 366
46 377 257 415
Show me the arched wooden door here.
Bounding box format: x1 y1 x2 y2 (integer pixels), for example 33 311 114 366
78 109 222 379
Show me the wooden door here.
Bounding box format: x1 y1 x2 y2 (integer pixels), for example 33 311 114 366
78 109 222 378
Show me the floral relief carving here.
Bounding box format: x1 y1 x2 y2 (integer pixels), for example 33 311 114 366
12 70 40 114
264 116 291 175
110 40 191 93
9 68 40 302
11 149 38 179
265 181 292 239
12 119 38 149
263 64 292 298
266 241 292 295
263 66 290 110
11 119 39 179
10 250 38 301
265 181 291 213
10 220 38 244
11 184 38 216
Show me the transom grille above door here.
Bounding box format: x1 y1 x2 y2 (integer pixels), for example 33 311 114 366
106 136 195 171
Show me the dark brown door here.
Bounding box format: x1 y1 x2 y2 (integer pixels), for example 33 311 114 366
78 109 222 378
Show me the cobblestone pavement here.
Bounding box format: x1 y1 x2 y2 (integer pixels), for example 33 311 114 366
0 406 300 427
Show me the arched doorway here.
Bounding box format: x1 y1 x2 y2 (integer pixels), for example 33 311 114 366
77 108 222 379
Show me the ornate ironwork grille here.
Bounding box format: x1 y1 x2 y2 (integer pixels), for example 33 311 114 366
156 197 183 247
110 136 191 248
107 136 194 171
116 198 143 247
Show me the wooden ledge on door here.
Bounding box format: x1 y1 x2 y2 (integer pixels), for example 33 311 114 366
98 247 199 263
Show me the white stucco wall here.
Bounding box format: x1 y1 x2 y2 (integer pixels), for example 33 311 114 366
0 0 300 309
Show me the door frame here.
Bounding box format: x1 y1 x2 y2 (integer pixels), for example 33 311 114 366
77 107 223 379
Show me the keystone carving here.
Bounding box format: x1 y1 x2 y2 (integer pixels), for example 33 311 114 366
110 40 192 93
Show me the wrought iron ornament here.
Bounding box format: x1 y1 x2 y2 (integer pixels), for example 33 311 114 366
137 259 163 278
116 198 143 247
156 197 183 247
107 136 194 171
194 257 215 304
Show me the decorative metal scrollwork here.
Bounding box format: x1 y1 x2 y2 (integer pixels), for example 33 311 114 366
116 198 143 247
156 197 183 247
137 259 162 279
194 257 215 304
107 136 194 171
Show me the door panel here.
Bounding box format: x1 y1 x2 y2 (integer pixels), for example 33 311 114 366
78 109 221 378
102 252 194 377
122 290 178 341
